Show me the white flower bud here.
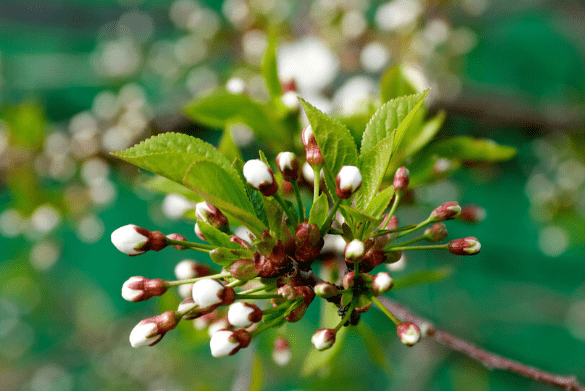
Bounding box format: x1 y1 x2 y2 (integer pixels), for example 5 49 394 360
111 224 148 255
227 302 262 328
311 329 336 351
276 152 300 181
243 159 278 196
122 276 145 302
345 239 365 263
174 259 198 280
336 166 362 199
129 322 160 348
397 322 421 346
210 330 240 357
281 91 299 109
192 279 224 308
272 337 291 366
372 272 393 295
226 77 246 94
208 318 229 337
178 283 193 299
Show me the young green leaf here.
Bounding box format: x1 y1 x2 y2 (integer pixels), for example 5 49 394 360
262 197 284 237
429 136 517 162
261 28 282 98
300 98 358 186
380 65 417 103
183 160 267 236
209 247 254 266
355 134 394 211
183 90 290 149
113 133 236 184
408 154 461 187
364 185 394 218
392 266 454 290
196 220 238 249
308 193 329 227
339 204 380 224
402 110 446 158
218 126 243 162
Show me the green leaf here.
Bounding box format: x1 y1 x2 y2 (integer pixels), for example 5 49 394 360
142 175 202 202
360 91 429 156
364 186 394 218
409 154 461 187
354 322 393 375
183 90 290 150
339 113 371 149
356 92 428 210
392 266 454 290
218 126 242 162
429 136 517 162
196 220 238 249
308 193 329 227
300 98 358 187
339 204 380 225
183 161 267 236
380 65 417 102
210 247 254 266
301 301 346 377
261 28 282 98
113 133 237 185
402 110 446 158
262 197 284 237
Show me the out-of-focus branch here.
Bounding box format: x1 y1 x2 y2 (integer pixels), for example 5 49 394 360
378 297 585 391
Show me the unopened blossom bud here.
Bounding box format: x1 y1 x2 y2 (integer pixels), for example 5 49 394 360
209 329 251 357
122 276 167 302
372 272 393 295
194 223 206 241
129 311 179 348
342 271 355 290
448 237 481 255
424 223 448 242
355 294 372 313
178 284 193 299
387 253 407 271
302 125 325 167
229 258 259 280
345 239 365 263
272 337 291 366
397 322 421 347
174 259 211 280
243 159 278 197
192 279 235 308
314 282 338 299
311 329 336 351
196 202 229 230
281 78 297 93
276 152 300 181
295 223 324 263
281 91 299 110
336 166 362 199
277 284 303 301
111 224 150 255
227 302 262 327
166 233 187 250
286 303 308 322
430 201 461 222
393 167 410 193
177 298 198 319
457 205 486 224
226 77 246 94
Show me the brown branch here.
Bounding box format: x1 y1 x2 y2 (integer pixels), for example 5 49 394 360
378 297 585 391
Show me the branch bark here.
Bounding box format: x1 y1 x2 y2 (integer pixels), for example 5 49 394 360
378 297 585 391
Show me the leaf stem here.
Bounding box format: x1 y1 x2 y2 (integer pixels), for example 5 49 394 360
386 192 401 221
262 300 292 314
371 296 401 325
273 193 298 225
395 217 433 238
291 180 305 220
387 243 448 252
166 239 215 252
236 293 281 300
335 300 356 331
250 300 301 338
320 197 343 235
166 272 231 287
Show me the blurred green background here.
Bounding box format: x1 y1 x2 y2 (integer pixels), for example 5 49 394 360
1 0 585 390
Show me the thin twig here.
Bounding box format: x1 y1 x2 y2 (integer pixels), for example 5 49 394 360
378 297 585 391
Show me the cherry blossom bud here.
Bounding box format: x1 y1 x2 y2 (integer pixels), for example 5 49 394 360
281 91 299 110
227 302 262 327
314 282 338 299
286 303 308 322
393 167 410 193
336 166 362 199
295 223 324 263
342 271 355 290
209 329 251 357
276 152 300 181
448 237 481 255
302 125 325 167
122 276 167 302
178 284 193 299
277 284 303 301
192 279 235 308
226 77 246 94
177 298 199 319
397 322 421 347
281 78 297 93
424 223 448 242
430 201 461 222
345 239 365 263
174 259 211 280
229 258 259 280
457 205 486 224
311 328 336 351
272 337 291 366
194 223 206 241
243 159 278 196
372 272 393 295
129 311 179 348
111 224 149 255
208 318 230 337
196 202 229 230
387 253 407 271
